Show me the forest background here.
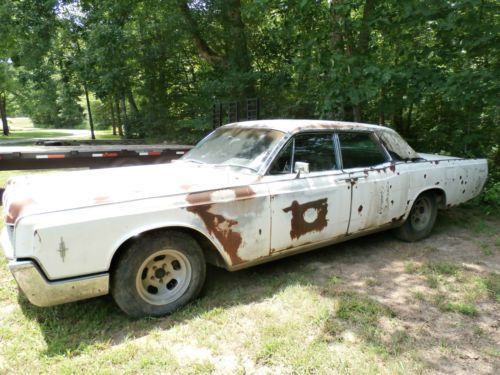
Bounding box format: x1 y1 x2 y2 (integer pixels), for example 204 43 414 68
0 0 498 205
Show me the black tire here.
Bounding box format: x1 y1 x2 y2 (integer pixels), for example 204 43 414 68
393 192 438 242
111 231 206 318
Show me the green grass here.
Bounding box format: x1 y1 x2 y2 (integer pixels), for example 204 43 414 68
1 129 73 140
403 259 497 317
6 117 34 128
0 172 498 373
336 292 395 324
485 273 500 302
1 117 121 143
434 294 479 316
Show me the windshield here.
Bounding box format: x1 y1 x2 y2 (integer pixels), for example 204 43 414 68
182 127 285 172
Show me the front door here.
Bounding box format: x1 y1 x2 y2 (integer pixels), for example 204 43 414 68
264 132 351 253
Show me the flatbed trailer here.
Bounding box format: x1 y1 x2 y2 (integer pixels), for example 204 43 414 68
0 141 192 202
0 141 192 171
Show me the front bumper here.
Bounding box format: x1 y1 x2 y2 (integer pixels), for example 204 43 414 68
8 260 109 307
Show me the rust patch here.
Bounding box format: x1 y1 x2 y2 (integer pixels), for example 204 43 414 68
185 191 212 205
283 198 328 240
391 214 405 223
232 186 256 200
6 199 34 224
358 205 363 213
389 164 396 172
94 196 110 204
186 193 243 265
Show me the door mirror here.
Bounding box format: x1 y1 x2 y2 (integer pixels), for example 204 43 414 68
294 161 309 176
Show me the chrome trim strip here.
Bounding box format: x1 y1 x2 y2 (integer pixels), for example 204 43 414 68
8 260 109 307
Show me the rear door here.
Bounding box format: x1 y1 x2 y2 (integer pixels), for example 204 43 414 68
336 131 410 234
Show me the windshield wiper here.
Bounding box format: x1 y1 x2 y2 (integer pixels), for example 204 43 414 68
215 163 258 172
181 159 205 165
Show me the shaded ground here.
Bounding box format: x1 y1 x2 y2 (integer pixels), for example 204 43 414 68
0 206 499 374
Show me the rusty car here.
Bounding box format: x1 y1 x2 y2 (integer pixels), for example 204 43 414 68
1 120 488 317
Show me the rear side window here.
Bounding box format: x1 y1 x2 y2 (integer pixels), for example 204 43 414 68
338 132 387 169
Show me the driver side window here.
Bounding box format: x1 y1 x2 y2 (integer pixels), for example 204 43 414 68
269 132 337 174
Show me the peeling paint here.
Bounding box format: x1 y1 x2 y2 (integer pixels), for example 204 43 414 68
5 198 34 224
283 198 328 240
232 186 256 200
94 196 110 204
186 191 244 265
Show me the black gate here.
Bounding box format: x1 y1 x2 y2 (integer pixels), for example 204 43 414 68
212 98 260 129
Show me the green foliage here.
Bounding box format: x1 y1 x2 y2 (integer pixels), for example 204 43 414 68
0 0 498 192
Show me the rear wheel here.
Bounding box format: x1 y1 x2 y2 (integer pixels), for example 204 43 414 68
111 231 206 318
394 192 437 242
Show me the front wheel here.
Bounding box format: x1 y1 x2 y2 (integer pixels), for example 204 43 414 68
111 231 206 318
393 192 438 242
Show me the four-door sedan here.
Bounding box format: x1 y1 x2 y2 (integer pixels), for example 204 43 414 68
1 120 488 317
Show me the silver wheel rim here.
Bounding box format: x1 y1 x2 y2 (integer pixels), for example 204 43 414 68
410 196 432 231
135 250 192 305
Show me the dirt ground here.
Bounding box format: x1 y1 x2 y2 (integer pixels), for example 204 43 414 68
268 207 500 374
0 206 499 374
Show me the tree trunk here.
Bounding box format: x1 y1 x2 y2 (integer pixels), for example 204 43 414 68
178 0 255 98
84 84 96 140
0 93 8 136
109 99 117 135
177 1 226 68
223 0 255 98
120 96 128 137
353 106 362 122
392 108 404 135
379 88 386 125
406 102 413 135
357 0 376 54
379 112 385 125
115 97 124 137
127 90 139 115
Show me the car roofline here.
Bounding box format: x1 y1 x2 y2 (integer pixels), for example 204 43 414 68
221 119 389 135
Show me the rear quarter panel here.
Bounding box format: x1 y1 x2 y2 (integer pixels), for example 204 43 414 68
405 158 488 207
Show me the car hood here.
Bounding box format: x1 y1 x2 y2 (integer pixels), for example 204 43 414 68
2 161 259 224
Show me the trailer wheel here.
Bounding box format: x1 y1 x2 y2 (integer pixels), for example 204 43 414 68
394 192 437 242
111 231 206 318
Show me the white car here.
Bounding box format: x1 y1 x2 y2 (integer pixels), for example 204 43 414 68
1 120 488 317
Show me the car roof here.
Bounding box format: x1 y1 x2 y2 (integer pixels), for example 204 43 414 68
223 119 387 134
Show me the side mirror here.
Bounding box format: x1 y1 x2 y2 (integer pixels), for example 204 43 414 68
294 161 309 177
